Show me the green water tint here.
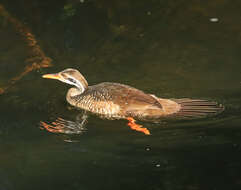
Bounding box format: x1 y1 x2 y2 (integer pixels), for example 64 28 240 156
0 0 241 189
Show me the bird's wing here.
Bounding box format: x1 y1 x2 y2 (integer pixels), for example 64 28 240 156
89 82 163 111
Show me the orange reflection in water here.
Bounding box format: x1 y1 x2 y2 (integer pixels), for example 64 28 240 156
0 4 52 94
40 117 87 135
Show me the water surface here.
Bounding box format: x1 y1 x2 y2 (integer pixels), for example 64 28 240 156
0 0 241 189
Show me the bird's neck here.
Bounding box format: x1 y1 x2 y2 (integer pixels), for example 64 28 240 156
66 87 85 106
68 87 84 97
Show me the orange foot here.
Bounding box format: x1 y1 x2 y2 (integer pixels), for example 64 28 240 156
126 117 150 135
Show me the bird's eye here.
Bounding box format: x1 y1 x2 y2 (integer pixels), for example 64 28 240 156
68 78 76 83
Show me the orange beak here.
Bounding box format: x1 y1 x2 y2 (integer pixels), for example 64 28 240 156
42 73 61 80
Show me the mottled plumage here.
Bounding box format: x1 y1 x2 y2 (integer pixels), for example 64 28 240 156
66 82 167 119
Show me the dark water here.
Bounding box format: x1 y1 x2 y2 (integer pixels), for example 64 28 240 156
0 0 241 189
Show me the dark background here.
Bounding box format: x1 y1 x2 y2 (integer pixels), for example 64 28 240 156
0 0 241 189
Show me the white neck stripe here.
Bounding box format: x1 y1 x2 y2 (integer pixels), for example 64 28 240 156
76 81 85 93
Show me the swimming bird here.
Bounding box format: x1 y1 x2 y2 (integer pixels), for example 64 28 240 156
42 68 224 135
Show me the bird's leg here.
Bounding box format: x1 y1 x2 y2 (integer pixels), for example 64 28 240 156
126 117 150 135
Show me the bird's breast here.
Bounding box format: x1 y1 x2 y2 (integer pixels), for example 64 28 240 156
67 89 121 118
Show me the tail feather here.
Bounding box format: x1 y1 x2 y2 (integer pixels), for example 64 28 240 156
172 98 224 119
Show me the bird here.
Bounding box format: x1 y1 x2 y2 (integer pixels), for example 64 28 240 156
42 68 224 135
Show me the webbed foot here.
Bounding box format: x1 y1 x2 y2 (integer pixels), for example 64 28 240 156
126 117 150 135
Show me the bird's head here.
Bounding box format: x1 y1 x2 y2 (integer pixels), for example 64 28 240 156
42 68 88 93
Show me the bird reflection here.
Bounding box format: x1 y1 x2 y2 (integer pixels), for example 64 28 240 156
40 113 88 135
